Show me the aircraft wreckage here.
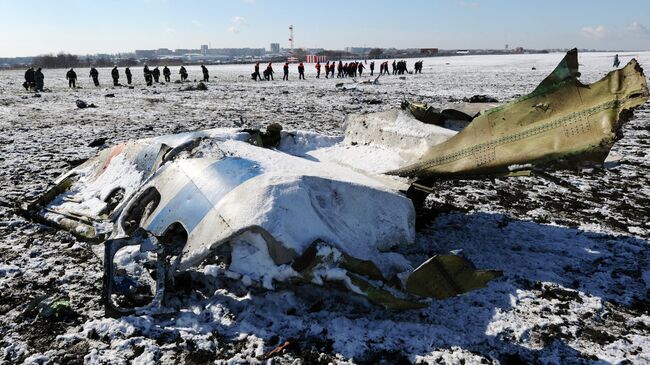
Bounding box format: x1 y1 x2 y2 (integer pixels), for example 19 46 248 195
22 50 649 316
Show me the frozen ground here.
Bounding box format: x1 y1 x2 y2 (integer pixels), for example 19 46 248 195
0 52 649 364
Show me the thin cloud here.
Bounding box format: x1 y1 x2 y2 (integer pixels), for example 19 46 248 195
581 25 607 39
232 16 247 25
627 21 650 37
456 0 479 8
227 26 240 34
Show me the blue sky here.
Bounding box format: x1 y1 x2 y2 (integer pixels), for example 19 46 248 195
1 0 649 57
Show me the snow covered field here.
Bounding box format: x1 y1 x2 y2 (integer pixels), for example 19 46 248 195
1 52 649 364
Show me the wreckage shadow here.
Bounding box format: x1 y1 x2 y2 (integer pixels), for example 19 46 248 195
391 210 648 361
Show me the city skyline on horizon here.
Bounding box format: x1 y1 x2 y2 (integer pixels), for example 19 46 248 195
1 0 649 58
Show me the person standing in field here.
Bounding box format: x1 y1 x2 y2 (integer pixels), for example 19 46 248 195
324 62 330 79
152 67 160 83
283 62 289 81
357 62 364 77
201 64 209 82
613 54 620 68
315 61 321 78
111 66 119 86
89 67 100 87
66 68 77 88
369 61 375 76
125 67 132 84
298 62 305 80
337 61 343 78
143 65 153 86
179 66 188 81
163 66 171 82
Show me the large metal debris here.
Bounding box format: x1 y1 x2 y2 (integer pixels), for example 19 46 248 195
21 49 647 315
390 49 649 181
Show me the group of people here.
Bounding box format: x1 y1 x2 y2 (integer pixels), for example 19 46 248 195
24 60 423 90
60 65 198 88
22 67 45 92
253 59 422 81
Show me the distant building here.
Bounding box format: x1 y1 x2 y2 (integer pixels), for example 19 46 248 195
156 48 173 56
420 48 439 55
200 45 209 56
345 47 372 55
305 55 327 63
270 43 280 53
135 49 156 58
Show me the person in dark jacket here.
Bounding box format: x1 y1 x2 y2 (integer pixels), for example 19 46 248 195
297 62 305 80
201 64 209 82
66 68 77 88
163 66 171 82
34 68 44 91
89 67 100 87
265 63 274 81
24 67 35 90
283 62 289 80
152 67 160 83
111 66 119 86
179 66 188 81
143 65 152 86
125 67 132 84
315 62 321 78
252 62 261 81
369 61 375 76
357 62 365 76
613 54 620 68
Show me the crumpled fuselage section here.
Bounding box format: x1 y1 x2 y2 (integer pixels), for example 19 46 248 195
21 49 649 315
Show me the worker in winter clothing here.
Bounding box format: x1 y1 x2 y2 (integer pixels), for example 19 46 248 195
143 65 153 86
369 61 375 76
152 67 160 83
125 67 132 84
298 62 305 80
66 68 77 88
179 66 188 81
163 66 171 82
283 62 289 81
265 63 274 81
89 67 100 87
357 62 365 76
613 54 620 68
315 62 321 78
34 68 44 91
24 67 35 90
201 64 209 82
111 66 119 86
324 62 330 79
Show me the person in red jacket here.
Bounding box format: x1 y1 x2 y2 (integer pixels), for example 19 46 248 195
298 62 305 80
315 62 321 78
324 62 330 79
265 62 274 81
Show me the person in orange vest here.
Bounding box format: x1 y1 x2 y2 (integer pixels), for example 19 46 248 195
283 62 289 80
324 62 330 79
315 61 321 78
298 62 305 80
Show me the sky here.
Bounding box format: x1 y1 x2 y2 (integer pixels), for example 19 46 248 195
1 0 649 57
